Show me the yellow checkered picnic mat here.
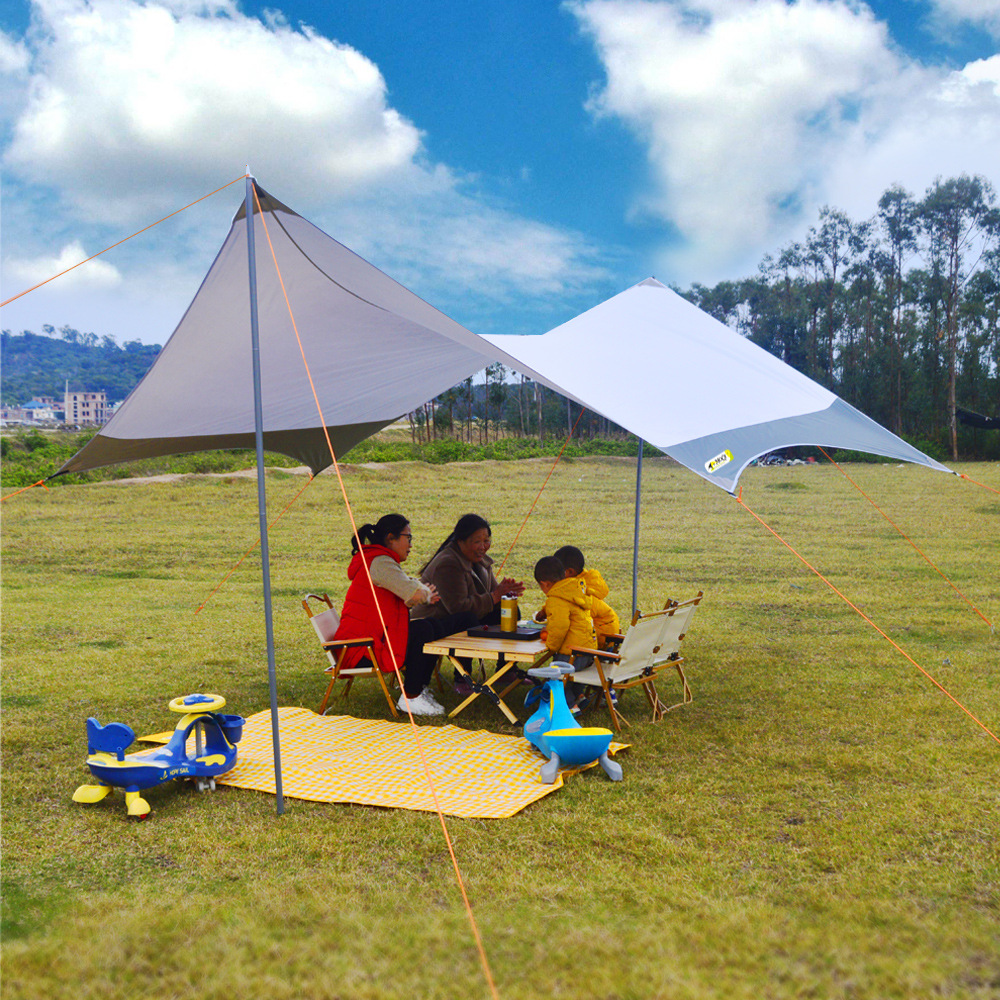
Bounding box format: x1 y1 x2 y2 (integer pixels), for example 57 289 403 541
145 707 626 819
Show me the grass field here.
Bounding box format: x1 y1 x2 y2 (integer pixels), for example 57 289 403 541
2 456 998 1000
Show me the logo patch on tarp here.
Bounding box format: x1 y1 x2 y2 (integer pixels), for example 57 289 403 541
705 449 733 474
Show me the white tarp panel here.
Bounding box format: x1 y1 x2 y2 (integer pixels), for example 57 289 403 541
486 278 951 492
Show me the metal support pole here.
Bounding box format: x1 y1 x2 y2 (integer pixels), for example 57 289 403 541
632 438 643 618
244 174 284 815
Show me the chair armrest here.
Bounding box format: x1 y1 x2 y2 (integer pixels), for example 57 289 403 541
321 637 376 650
569 645 620 663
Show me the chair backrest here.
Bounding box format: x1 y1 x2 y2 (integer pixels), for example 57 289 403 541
611 594 701 682
302 593 341 647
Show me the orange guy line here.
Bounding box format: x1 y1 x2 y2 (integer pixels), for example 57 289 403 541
495 405 586 578
735 492 999 747
194 474 316 614
819 448 993 630
1 479 51 503
1 176 245 308
252 186 501 1000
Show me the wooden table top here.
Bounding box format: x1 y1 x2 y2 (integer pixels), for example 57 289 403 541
422 629 549 663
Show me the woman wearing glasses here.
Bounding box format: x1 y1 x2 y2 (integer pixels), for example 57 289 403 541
334 514 477 716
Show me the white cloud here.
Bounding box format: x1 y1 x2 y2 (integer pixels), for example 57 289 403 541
0 29 31 124
926 0 1000 38
0 30 30 75
2 0 610 336
821 55 1000 222
5 0 422 223
4 240 123 292
570 0 1000 281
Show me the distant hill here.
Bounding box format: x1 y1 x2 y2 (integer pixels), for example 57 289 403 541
0 327 161 405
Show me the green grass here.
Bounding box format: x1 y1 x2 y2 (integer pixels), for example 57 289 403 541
2 458 999 999
0 427 655 491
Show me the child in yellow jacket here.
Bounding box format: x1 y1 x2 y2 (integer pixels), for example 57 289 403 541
553 545 620 646
533 556 596 657
534 556 597 712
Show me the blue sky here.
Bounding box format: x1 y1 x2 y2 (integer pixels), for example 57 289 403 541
1 0 998 347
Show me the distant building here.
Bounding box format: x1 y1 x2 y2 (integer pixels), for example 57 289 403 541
64 390 107 426
23 399 60 423
0 404 26 425
1 395 64 425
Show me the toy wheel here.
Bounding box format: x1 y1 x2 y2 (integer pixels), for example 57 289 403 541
169 693 226 714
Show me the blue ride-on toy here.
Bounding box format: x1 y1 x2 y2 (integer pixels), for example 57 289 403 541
72 693 244 819
523 663 623 784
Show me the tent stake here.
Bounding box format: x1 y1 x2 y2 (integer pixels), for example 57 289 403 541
245 175 285 816
632 438 643 618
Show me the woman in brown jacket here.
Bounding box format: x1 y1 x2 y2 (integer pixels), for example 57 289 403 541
412 513 525 623
411 514 525 693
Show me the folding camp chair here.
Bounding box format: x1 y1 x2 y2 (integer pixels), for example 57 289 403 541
569 591 703 732
302 593 399 717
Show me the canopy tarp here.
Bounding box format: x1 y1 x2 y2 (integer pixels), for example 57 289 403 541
485 278 951 493
57 186 949 493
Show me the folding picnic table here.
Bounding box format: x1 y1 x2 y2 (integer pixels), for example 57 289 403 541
423 630 553 723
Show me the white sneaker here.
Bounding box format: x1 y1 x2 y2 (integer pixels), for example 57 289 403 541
420 687 444 711
397 691 443 716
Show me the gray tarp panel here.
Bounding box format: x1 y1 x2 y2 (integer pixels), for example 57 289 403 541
56 185 567 477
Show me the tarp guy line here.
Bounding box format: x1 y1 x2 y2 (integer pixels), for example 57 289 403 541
959 472 1000 496
194 474 316 615
0 175 245 308
1 479 49 502
734 491 1000 747
493 406 587 579
253 186 501 1000
819 449 994 631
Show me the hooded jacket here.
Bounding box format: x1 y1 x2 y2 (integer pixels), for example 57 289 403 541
542 576 597 656
578 568 610 601
567 570 619 640
334 544 409 674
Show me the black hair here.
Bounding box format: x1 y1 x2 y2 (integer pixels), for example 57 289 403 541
534 556 565 584
423 513 491 568
351 513 409 555
553 545 584 574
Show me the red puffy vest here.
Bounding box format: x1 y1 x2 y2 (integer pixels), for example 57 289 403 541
334 545 409 674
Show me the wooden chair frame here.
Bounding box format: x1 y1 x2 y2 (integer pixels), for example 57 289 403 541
302 593 399 717
569 591 703 732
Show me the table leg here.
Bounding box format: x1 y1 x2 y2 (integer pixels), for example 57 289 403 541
446 655 519 724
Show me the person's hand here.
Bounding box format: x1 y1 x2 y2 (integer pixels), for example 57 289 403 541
534 607 547 622
499 577 525 598
427 583 441 604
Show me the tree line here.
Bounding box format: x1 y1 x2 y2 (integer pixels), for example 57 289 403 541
406 175 999 461
6 174 999 462
680 174 999 461
0 326 162 405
